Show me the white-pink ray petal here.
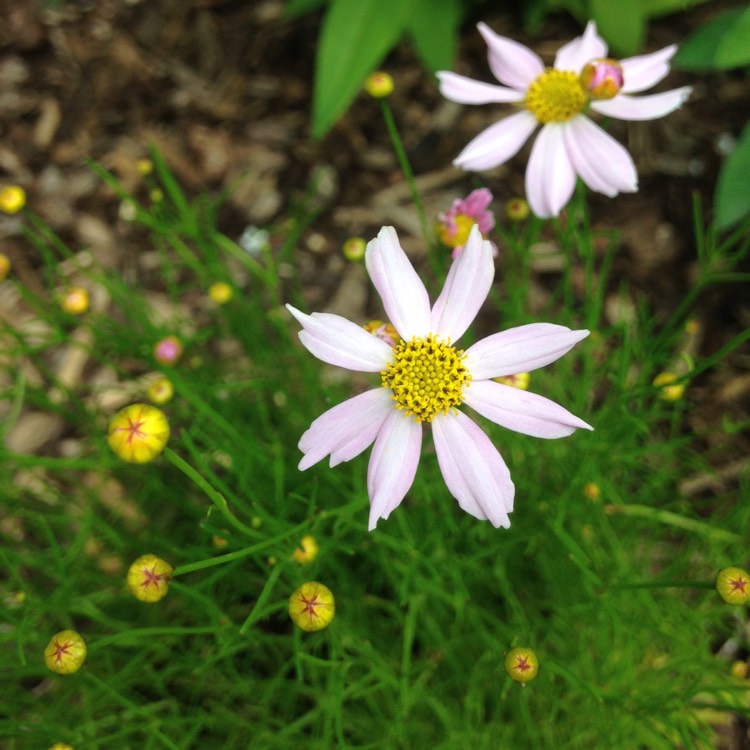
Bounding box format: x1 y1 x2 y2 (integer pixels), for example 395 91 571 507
554 21 607 72
620 45 678 93
563 116 637 196
367 410 422 530
365 227 432 340
298 388 393 470
432 411 513 526
463 380 593 439
464 323 589 381
454 110 538 172
477 22 544 90
437 71 523 105
591 87 691 121
525 123 576 218
430 226 494 342
286 305 393 372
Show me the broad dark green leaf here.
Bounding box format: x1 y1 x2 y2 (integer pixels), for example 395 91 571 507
312 0 417 139
590 0 644 56
716 122 750 230
674 6 750 71
408 0 462 74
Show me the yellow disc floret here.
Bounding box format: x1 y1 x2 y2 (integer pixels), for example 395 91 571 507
526 68 587 124
381 334 470 423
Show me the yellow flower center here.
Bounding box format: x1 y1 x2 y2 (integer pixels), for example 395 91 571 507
381 334 470 423
439 213 476 248
525 68 587 124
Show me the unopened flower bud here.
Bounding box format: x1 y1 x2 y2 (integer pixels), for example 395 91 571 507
342 237 366 261
208 281 233 305
364 320 400 347
504 646 539 683
652 372 685 401
136 159 153 176
127 553 174 602
505 198 530 222
289 581 335 632
716 567 750 605
364 71 394 98
494 372 530 390
147 376 174 405
60 287 89 315
44 630 87 675
0 185 26 214
49 744 74 750
580 58 624 100
583 482 601 502
292 535 319 564
154 336 183 366
731 660 748 679
0 252 10 281
107 403 170 463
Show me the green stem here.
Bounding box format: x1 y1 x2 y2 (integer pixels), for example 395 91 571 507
164 448 255 537
88 626 217 652
379 99 434 262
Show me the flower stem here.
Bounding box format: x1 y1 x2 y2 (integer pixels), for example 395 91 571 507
164 448 256 537
379 99 433 258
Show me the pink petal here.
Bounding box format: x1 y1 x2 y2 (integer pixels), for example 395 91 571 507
298 388 393 470
430 226 494 342
437 71 523 105
563 116 637 196
463 379 593 438
454 110 537 172
525 123 576 218
462 187 494 216
432 411 513 527
591 87 692 121
286 305 392 372
620 45 677 93
367 410 422 530
554 21 608 72
464 323 589 380
477 22 544 90
365 227 432 340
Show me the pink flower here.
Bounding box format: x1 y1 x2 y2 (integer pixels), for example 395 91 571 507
437 22 691 218
437 188 497 259
287 225 592 531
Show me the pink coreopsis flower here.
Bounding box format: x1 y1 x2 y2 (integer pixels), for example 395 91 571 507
437 187 497 259
437 22 692 218
287 225 592 531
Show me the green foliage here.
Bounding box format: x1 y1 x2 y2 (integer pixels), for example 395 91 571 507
673 5 750 70
549 0 709 55
2 148 750 748
308 0 466 138
674 4 750 229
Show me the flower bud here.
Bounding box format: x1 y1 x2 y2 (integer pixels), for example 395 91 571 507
292 535 319 564
127 553 174 602
505 198 530 222
49 744 74 750
716 567 750 605
652 372 685 401
44 630 87 675
583 482 601 502
208 282 233 305
364 71 394 98
363 320 400 347
504 646 539 683
147 376 174 405
580 58 624 100
154 336 183 366
0 252 10 281
0 185 26 214
107 403 170 463
289 581 335 632
60 287 89 315
342 237 366 261
136 159 153 176
494 372 530 390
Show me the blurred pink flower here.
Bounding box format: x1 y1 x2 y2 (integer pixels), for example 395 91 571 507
438 22 691 218
287 225 591 531
437 187 498 259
